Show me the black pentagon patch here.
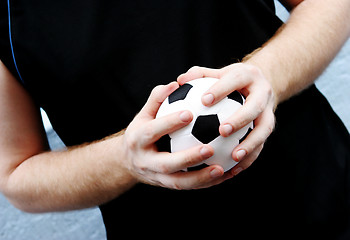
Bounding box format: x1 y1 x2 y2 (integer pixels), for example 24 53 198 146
187 163 209 172
192 114 220 144
155 134 171 152
168 83 193 104
228 91 244 105
239 127 253 144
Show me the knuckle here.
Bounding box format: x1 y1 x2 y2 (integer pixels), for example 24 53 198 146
142 124 156 144
172 182 183 190
262 83 274 102
245 64 262 79
130 156 147 174
184 154 201 168
271 111 276 123
232 71 244 82
258 144 264 152
266 126 273 137
151 85 165 102
163 179 183 190
254 101 265 115
260 81 274 97
243 135 262 154
232 119 246 132
267 122 275 136
265 83 273 96
255 134 267 149
158 162 171 174
266 112 276 135
135 161 147 173
188 66 201 72
252 65 266 80
246 64 258 73
151 85 163 95
169 113 184 127
125 131 139 151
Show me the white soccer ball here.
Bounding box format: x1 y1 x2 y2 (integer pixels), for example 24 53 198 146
156 78 253 172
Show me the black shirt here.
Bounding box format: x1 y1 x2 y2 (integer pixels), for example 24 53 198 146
1 0 281 145
1 1 350 239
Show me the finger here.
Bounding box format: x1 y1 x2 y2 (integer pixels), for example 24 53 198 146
138 110 193 146
193 168 236 189
148 144 215 174
230 144 264 176
177 66 221 85
219 88 269 137
140 82 179 119
231 109 275 162
154 164 224 190
201 68 250 106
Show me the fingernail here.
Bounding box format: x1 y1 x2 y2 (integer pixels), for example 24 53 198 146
233 167 243 176
202 93 214 105
236 149 247 162
210 168 222 178
179 111 192 122
221 124 233 136
200 146 212 158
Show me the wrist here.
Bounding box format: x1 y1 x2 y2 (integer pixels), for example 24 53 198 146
240 58 280 111
108 134 139 186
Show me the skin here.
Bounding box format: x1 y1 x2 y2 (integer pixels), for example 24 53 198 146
0 0 349 212
178 0 350 177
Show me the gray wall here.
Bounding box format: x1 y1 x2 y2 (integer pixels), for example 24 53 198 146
276 1 350 132
1 2 349 239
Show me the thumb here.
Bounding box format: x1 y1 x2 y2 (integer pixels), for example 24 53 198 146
139 82 179 119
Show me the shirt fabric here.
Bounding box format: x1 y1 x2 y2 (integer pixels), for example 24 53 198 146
1 0 350 239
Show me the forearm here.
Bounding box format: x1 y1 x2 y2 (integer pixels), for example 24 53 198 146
3 133 136 213
1 62 227 213
245 0 350 106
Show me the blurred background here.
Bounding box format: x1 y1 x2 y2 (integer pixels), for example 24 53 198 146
1 2 349 239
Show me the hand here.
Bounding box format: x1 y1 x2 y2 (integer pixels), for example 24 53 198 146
177 63 276 176
121 82 231 190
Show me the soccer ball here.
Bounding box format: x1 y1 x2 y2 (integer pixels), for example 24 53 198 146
156 78 253 172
